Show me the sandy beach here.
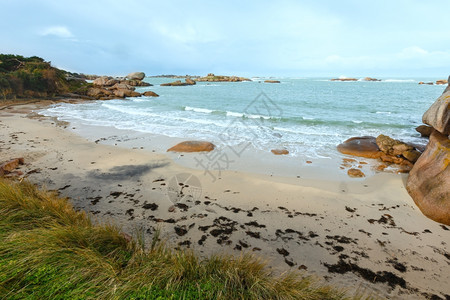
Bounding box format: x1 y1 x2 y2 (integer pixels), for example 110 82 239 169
1 101 449 299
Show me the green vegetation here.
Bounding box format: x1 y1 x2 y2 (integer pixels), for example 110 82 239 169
0 178 371 299
0 54 90 100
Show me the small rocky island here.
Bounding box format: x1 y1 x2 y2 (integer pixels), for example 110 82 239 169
197 73 251 82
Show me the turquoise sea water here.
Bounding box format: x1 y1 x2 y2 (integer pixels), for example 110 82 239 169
43 77 444 159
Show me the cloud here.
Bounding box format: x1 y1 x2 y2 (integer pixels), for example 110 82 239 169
398 46 428 59
40 26 74 38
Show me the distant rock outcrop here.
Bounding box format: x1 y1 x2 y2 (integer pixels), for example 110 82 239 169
167 141 215 152
330 78 358 82
197 73 251 82
407 77 450 225
362 77 381 81
436 79 448 85
161 79 196 86
265 80 280 83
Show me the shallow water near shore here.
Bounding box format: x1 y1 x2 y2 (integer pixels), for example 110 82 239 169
41 77 443 176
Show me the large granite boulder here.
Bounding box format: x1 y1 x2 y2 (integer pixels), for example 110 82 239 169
126 72 145 81
336 136 382 158
93 76 111 86
422 88 450 135
406 130 450 225
167 141 215 152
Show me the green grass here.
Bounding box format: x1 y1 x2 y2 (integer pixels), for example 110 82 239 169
0 178 371 299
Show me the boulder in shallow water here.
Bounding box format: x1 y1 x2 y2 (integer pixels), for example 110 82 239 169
143 91 159 97
113 89 141 98
422 90 450 135
347 168 365 178
271 149 289 155
264 80 280 83
185 78 196 85
167 141 215 152
406 130 450 225
415 125 433 137
337 136 382 158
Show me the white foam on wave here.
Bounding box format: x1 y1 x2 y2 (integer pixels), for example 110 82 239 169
302 116 315 120
352 120 363 124
376 111 392 115
102 103 156 117
226 111 272 120
185 106 214 114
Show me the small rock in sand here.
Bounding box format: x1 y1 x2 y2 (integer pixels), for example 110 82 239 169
347 168 365 178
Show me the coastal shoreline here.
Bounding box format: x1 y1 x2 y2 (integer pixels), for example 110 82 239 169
1 101 449 299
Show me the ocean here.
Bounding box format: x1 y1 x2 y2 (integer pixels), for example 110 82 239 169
42 77 444 160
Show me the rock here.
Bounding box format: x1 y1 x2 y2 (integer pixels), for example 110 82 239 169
362 77 381 81
126 72 145 81
436 79 448 85
104 79 119 86
376 164 387 172
92 76 110 86
376 134 411 156
197 74 251 82
126 80 152 87
337 136 382 158
330 78 358 81
185 78 196 85
347 168 365 178
379 153 407 165
271 149 289 155
445 76 450 93
143 91 159 97
419 82 433 85
264 80 280 83
167 141 215 152
110 83 135 91
0 158 24 176
416 125 434 137
161 80 188 86
406 130 450 225
87 87 113 98
113 89 141 98
402 150 421 163
422 90 450 135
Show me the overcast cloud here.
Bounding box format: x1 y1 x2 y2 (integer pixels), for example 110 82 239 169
1 0 449 77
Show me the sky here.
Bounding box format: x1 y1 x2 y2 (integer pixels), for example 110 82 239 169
1 0 450 77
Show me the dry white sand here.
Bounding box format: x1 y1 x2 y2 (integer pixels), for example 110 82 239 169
1 102 449 299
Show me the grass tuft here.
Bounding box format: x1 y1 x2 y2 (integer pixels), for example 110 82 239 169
0 178 373 299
